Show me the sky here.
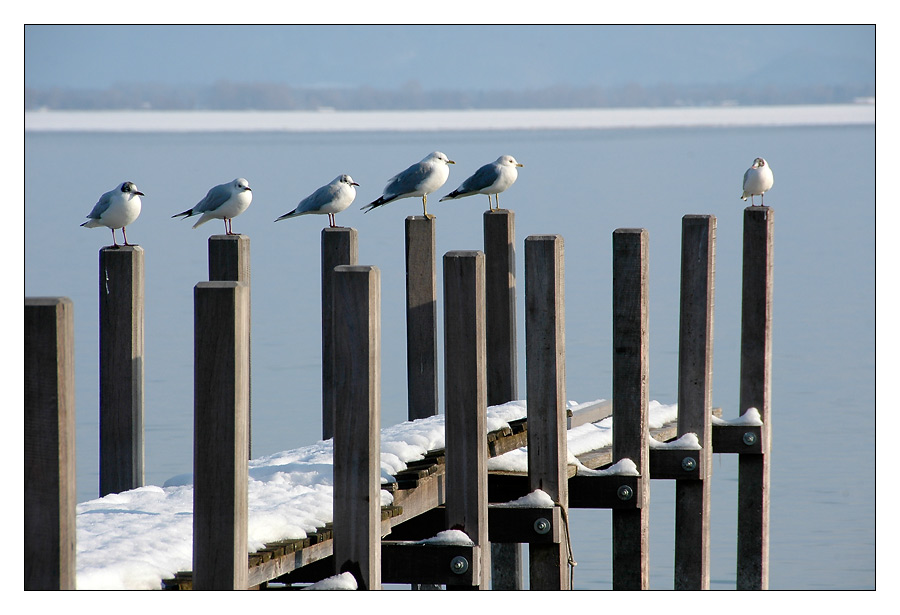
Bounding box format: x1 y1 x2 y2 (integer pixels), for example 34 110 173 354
24 25 874 92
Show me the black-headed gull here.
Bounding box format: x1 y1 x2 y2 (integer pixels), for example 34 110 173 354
173 178 252 235
81 181 144 247
275 174 359 228
741 158 774 206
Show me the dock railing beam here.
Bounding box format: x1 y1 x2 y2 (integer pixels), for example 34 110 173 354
332 265 382 590
674 215 716 589
25 297 76 590
98 245 144 496
192 281 250 590
612 228 650 590
525 235 570 590
443 250 490 589
737 206 774 589
321 227 358 440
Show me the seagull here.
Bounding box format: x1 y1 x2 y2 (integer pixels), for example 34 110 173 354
741 158 774 206
173 178 252 235
361 151 455 218
275 174 359 228
440 155 523 211
81 181 144 247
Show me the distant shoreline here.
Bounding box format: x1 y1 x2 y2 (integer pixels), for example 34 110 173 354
24 104 875 133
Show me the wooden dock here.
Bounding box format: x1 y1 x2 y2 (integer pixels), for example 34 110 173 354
161 400 729 590
25 206 773 591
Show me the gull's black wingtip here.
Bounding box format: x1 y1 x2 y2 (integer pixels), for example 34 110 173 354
361 196 390 213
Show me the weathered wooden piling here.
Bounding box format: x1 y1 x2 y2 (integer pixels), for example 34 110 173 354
25 297 76 590
484 210 518 405
192 281 250 590
209 234 251 283
484 209 522 590
98 246 144 497
209 234 252 457
332 265 382 590
443 251 490 589
405 216 439 420
321 227 359 440
525 235 570 590
737 207 774 590
674 215 715 589
612 228 650 590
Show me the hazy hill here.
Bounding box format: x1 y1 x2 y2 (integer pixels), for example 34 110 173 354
25 81 875 111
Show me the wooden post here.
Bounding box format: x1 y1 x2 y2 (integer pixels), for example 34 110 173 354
490 541 523 591
443 251 490 589
484 209 521 589
484 209 518 405
737 207 774 589
25 297 76 590
525 235 569 590
209 234 251 283
405 216 439 420
674 215 715 589
612 228 650 590
192 281 250 590
322 227 358 440
99 245 144 497
332 265 382 590
209 234 252 457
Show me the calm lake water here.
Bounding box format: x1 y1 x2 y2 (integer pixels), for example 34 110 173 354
24 112 874 589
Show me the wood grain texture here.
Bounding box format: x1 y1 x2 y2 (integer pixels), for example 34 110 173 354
484 209 518 406
99 246 144 496
192 281 250 590
484 210 521 589
25 297 76 590
611 228 649 590
525 235 569 590
332 265 382 590
321 227 358 440
737 206 774 590
674 215 715 589
405 216 439 420
443 251 490 588
208 234 252 457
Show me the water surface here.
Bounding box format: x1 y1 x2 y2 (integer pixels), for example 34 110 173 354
24 116 874 589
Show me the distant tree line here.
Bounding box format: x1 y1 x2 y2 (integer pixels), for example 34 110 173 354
24 80 875 111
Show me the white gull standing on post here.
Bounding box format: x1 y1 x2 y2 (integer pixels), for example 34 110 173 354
361 151 455 218
741 158 774 206
173 178 252 235
81 181 145 247
440 155 523 211
275 174 359 228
